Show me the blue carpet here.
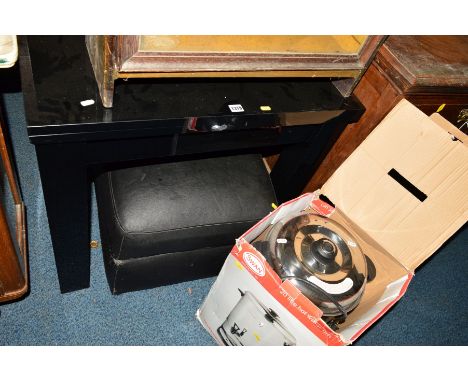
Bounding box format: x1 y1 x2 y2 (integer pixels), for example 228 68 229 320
0 91 467 346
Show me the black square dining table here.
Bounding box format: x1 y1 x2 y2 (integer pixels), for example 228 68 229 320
19 36 363 293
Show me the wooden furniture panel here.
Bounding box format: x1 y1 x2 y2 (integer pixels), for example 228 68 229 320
0 110 27 302
86 35 385 107
305 36 468 194
1 35 27 302
374 36 468 93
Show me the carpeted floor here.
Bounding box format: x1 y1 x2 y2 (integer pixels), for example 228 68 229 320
1 89 467 346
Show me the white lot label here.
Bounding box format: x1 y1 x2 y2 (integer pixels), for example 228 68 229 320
80 99 95 107
229 104 244 112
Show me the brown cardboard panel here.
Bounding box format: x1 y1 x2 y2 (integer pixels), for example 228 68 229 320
325 209 409 335
430 113 467 147
322 100 468 271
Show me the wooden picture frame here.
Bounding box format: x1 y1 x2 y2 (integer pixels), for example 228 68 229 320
86 35 385 107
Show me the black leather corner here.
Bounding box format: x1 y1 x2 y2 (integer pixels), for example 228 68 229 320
95 154 277 294
104 245 234 295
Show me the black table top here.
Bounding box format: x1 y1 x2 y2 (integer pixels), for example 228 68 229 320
19 36 362 143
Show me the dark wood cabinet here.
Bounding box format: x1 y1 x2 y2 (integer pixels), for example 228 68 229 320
0 110 27 303
86 35 384 107
306 35 468 193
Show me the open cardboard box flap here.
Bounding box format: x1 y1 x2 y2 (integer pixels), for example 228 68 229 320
321 99 468 272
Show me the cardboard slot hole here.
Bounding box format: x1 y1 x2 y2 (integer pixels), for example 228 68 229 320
388 168 427 202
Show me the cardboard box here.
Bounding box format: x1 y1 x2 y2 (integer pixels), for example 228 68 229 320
197 100 468 345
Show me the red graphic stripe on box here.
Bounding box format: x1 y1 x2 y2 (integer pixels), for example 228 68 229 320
231 239 282 285
310 198 335 217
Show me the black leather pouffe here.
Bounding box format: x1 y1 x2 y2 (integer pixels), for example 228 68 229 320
95 154 277 294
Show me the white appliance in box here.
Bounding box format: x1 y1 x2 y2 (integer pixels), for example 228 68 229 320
197 100 468 345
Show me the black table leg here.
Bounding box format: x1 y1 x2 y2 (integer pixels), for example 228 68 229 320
271 110 362 202
35 143 90 293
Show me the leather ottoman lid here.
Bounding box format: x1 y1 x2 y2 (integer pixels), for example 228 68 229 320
95 154 277 260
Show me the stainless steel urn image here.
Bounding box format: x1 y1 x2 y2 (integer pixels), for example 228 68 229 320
218 289 296 346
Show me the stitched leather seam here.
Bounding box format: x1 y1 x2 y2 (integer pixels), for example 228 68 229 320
116 234 125 261
112 236 125 291
112 244 234 265
107 172 130 236
121 218 263 235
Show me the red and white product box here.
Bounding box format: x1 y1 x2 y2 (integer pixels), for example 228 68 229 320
197 100 468 346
